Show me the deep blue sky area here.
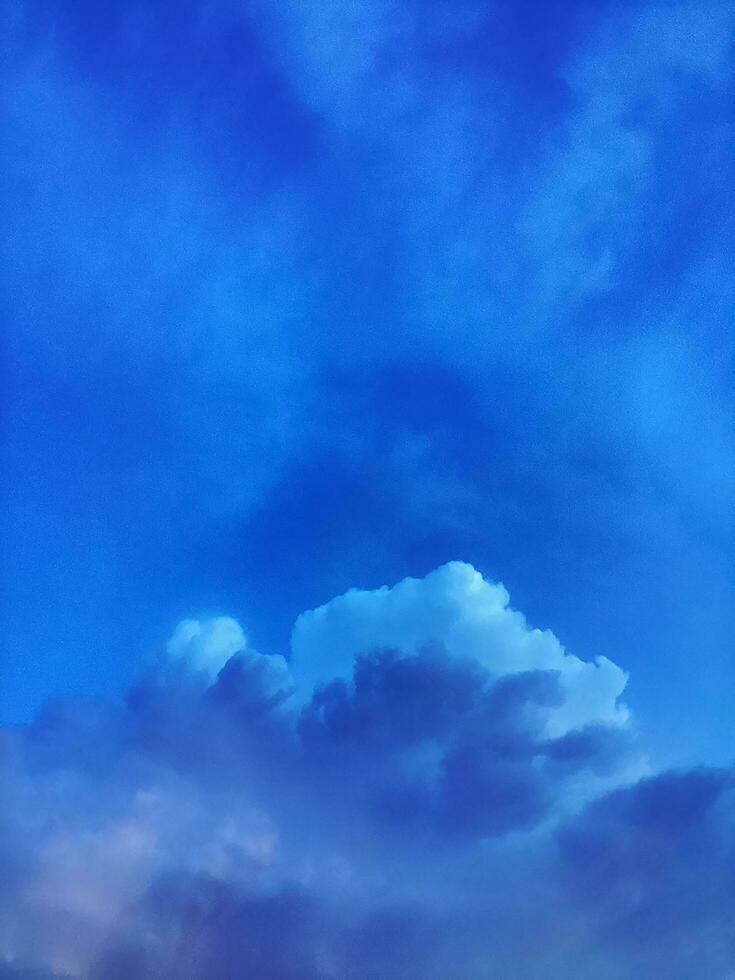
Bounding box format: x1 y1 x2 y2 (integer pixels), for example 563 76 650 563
2 0 733 775
3 4 735 978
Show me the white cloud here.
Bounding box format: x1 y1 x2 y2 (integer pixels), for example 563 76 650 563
291 561 629 736
162 565 629 738
166 616 293 701
166 616 247 679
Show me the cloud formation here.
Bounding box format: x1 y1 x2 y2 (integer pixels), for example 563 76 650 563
292 561 629 735
2 563 732 977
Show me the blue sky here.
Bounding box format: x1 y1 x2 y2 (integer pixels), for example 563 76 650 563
3 0 733 762
1 2 734 976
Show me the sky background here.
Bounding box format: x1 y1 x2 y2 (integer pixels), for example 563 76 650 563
3 0 733 765
2 2 735 977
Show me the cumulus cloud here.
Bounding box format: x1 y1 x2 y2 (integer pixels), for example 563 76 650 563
166 617 248 677
3 562 731 977
292 561 629 736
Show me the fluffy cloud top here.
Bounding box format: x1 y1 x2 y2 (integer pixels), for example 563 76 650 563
166 617 248 677
292 561 629 736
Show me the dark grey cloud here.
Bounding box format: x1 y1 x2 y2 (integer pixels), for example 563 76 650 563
558 768 735 978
